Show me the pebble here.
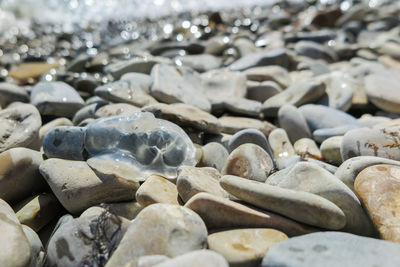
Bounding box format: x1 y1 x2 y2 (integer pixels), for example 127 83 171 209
0 82 29 107
355 164 400 242
312 124 359 143
228 128 273 156
94 103 140 118
22 224 45 267
199 142 229 172
294 138 322 160
262 232 400 267
229 49 292 71
105 56 168 79
43 126 86 160
365 73 400 114
175 54 221 72
320 136 343 165
246 80 282 102
38 117 73 143
295 41 338 62
135 175 180 207
278 104 312 143
9 62 59 80
268 128 295 160
153 250 229 267
208 229 288 267
218 116 276 136
244 66 291 88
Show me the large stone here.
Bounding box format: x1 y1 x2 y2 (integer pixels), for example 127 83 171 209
135 175 179 207
246 80 282 102
208 229 288 267
105 56 168 79
268 128 295 160
355 165 400 242
262 232 400 267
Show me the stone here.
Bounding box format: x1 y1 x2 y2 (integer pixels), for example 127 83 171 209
306 158 338 174
0 198 31 267
294 138 322 160
15 193 62 232
312 124 359 143
38 117 73 144
9 62 58 80
47 209 130 266
120 72 152 90
105 56 169 79
175 54 221 72
30 81 84 117
72 103 101 125
39 158 139 213
244 66 291 88
365 73 400 114
214 97 263 118
43 126 86 160
142 103 221 134
177 166 228 202
341 126 400 161
268 128 295 160
299 104 358 131
22 224 45 267
95 103 141 118
320 136 343 165
278 104 311 143
335 156 400 191
98 201 143 220
233 38 259 57
106 204 208 266
355 164 400 242
262 79 326 117
261 232 400 267
208 229 288 267
295 41 338 62
200 142 229 172
135 175 179 207
246 80 282 102
150 64 211 112
185 193 315 236
222 144 274 182
153 250 228 267
137 255 170 267
84 112 196 179
95 80 158 107
266 162 375 236
0 103 41 153
229 49 292 71
0 82 29 107
358 115 391 128
219 116 276 136
0 147 46 204
228 128 273 157
220 175 346 229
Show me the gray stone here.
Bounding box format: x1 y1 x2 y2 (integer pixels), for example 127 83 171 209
153 250 229 267
295 41 338 62
262 232 400 267
268 128 295 160
215 97 263 117
219 116 275 136
38 117 74 144
320 136 343 166
120 72 152 91
21 225 45 267
0 82 29 107
43 126 86 160
294 138 322 160
246 80 282 102
72 103 101 125
306 158 338 174
105 56 169 79
244 66 291 88
228 128 273 157
313 124 360 143
229 49 292 71
175 54 222 72
200 142 229 172
94 103 140 118
278 104 311 143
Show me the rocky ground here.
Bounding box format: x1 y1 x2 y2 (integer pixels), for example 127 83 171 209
1 0 400 266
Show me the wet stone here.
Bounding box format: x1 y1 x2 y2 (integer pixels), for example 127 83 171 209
43 126 86 160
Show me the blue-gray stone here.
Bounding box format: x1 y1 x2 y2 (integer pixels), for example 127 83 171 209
229 49 292 71
228 128 274 158
313 124 360 143
43 126 86 160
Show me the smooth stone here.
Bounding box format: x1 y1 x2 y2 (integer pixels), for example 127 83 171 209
266 162 375 236
106 204 208 266
105 56 169 79
355 165 400 242
30 82 84 117
72 103 101 125
268 128 295 160
358 115 391 128
185 193 315 237
95 80 158 107
262 79 326 117
150 64 211 112
39 158 139 213
0 199 31 267
0 83 29 107
365 73 400 114
22 224 45 267
137 255 170 267
9 62 58 80
261 231 400 267
153 250 228 267
341 126 400 161
43 126 86 160
321 136 343 165
335 156 400 191
278 104 311 143
215 97 263 118
78 118 95 127
204 36 230 54
95 103 141 118
220 175 346 229
120 72 152 90
299 104 358 131
244 66 291 88
275 155 302 170
208 229 288 267
47 209 129 266
294 138 322 160
219 116 276 136
38 117 74 144
228 128 273 157
135 175 179 207
200 142 229 172
177 166 228 203
306 158 338 174
229 49 292 71
0 147 46 204
246 80 282 102
233 38 259 57
295 41 338 62
0 103 41 152
97 201 143 220
175 54 221 72
15 193 62 232
142 103 221 134
313 124 359 143
222 144 274 182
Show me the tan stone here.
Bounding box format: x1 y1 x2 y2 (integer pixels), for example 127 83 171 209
95 103 141 118
218 116 275 136
355 164 400 242
294 138 322 160
10 62 59 80
136 175 179 207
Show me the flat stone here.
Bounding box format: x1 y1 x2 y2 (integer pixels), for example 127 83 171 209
106 204 207 266
105 56 169 79
120 72 152 90
0 82 29 107
208 229 288 267
177 166 228 203
246 80 282 102
262 79 326 117
313 124 360 143
229 49 292 71
335 156 400 191
214 97 263 117
43 126 86 160
184 193 316 236
320 136 343 165
175 54 221 72
0 199 31 267
135 175 179 207
220 175 346 229
10 62 58 80
355 164 400 242
261 232 400 267
153 250 228 267
219 116 276 136
341 126 400 161
295 41 338 62
365 73 400 114
200 142 229 172
222 144 274 182
266 162 375 236
150 64 211 112
294 138 322 160
30 82 84 118
94 103 140 118
39 158 139 213
244 66 291 88
0 147 46 204
278 104 311 143
0 103 41 152
142 103 221 134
